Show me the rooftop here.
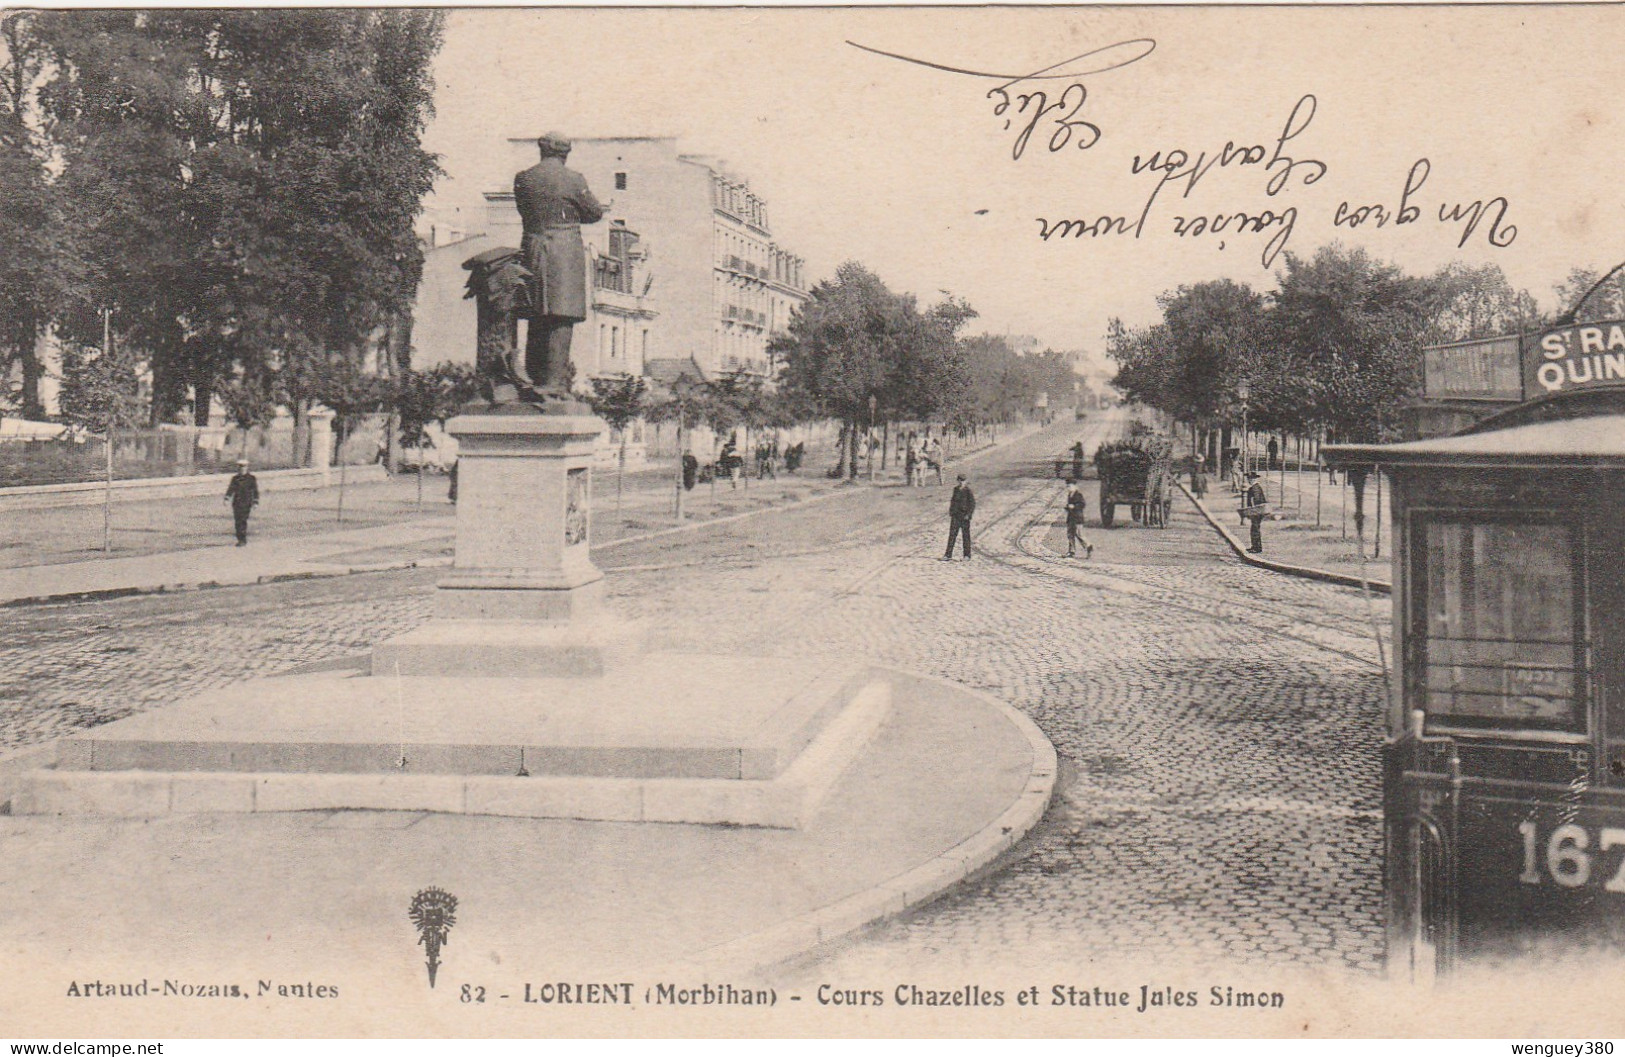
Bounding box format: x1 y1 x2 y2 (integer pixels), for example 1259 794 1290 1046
1326 413 1625 469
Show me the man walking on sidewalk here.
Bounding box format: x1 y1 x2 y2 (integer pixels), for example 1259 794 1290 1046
942 474 976 560
1064 479 1093 558
224 460 260 546
1243 471 1268 554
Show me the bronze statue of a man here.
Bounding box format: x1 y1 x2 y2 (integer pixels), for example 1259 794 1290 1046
513 131 605 399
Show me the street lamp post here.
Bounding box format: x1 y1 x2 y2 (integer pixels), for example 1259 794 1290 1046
1236 381 1250 489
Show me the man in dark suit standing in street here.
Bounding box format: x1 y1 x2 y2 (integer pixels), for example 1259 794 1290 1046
1243 471 1269 554
224 459 259 546
942 474 977 561
513 131 606 398
1064 478 1093 558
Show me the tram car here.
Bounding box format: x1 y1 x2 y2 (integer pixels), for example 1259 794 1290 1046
1328 383 1625 979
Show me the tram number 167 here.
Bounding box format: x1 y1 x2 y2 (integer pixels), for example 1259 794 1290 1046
1518 821 1625 891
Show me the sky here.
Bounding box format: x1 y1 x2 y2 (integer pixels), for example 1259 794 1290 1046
421 5 1625 364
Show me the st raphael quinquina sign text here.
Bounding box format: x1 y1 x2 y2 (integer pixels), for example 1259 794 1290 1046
1423 320 1625 404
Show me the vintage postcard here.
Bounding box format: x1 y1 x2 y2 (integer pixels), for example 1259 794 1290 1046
1 2 1623 1041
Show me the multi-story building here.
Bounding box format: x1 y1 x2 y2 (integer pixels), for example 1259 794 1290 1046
411 214 656 385
485 136 808 382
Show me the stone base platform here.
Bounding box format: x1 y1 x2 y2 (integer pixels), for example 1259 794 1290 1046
369 612 634 679
12 655 890 829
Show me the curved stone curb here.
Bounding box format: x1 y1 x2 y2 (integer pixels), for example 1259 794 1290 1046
1178 480 1392 595
657 668 1057 977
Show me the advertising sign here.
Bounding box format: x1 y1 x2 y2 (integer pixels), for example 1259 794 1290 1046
1422 335 1524 401
1525 319 1625 397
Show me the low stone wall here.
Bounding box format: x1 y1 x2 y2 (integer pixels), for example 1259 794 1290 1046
0 464 389 512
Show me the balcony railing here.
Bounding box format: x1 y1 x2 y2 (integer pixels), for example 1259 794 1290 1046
593 257 633 295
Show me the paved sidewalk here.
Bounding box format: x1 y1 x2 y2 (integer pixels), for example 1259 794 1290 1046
0 517 456 606
1198 460 1397 587
1182 482 1394 594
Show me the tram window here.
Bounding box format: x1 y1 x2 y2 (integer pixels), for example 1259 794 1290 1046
1419 519 1584 734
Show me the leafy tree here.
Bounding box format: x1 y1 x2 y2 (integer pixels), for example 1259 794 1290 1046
772 262 970 480
393 362 477 447
57 320 145 552
215 364 279 460
389 361 474 504
0 13 77 420
1426 262 1541 342
1159 280 1266 428
1105 317 1177 415
890 294 974 424
644 371 710 520
708 368 772 446
586 373 648 519
772 263 892 479
954 334 1023 430
35 11 443 428
309 353 387 521
1271 244 1434 445
1553 266 1625 326
57 336 144 437
1270 243 1436 538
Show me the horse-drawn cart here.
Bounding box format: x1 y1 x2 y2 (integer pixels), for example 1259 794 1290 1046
1094 431 1174 528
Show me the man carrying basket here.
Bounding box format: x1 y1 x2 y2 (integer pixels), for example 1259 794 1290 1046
1242 471 1269 554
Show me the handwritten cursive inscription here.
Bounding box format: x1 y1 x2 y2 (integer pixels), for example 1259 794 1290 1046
1118 94 1325 265
1131 95 1326 201
844 37 1156 84
849 39 1517 267
989 83 1099 161
848 37 1154 160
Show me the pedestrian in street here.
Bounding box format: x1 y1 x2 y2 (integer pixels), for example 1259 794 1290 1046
925 435 944 485
1064 478 1093 559
223 459 259 546
682 450 698 491
1071 440 1085 481
941 473 976 561
905 436 918 487
1267 436 1279 470
719 435 740 489
1243 471 1269 554
1190 453 1207 498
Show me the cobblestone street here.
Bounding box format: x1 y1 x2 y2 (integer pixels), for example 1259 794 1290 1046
1 413 1392 978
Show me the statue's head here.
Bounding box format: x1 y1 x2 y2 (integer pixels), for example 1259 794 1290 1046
537 132 571 159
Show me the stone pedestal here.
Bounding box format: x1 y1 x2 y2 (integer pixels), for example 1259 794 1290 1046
12 406 912 830
372 411 615 678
